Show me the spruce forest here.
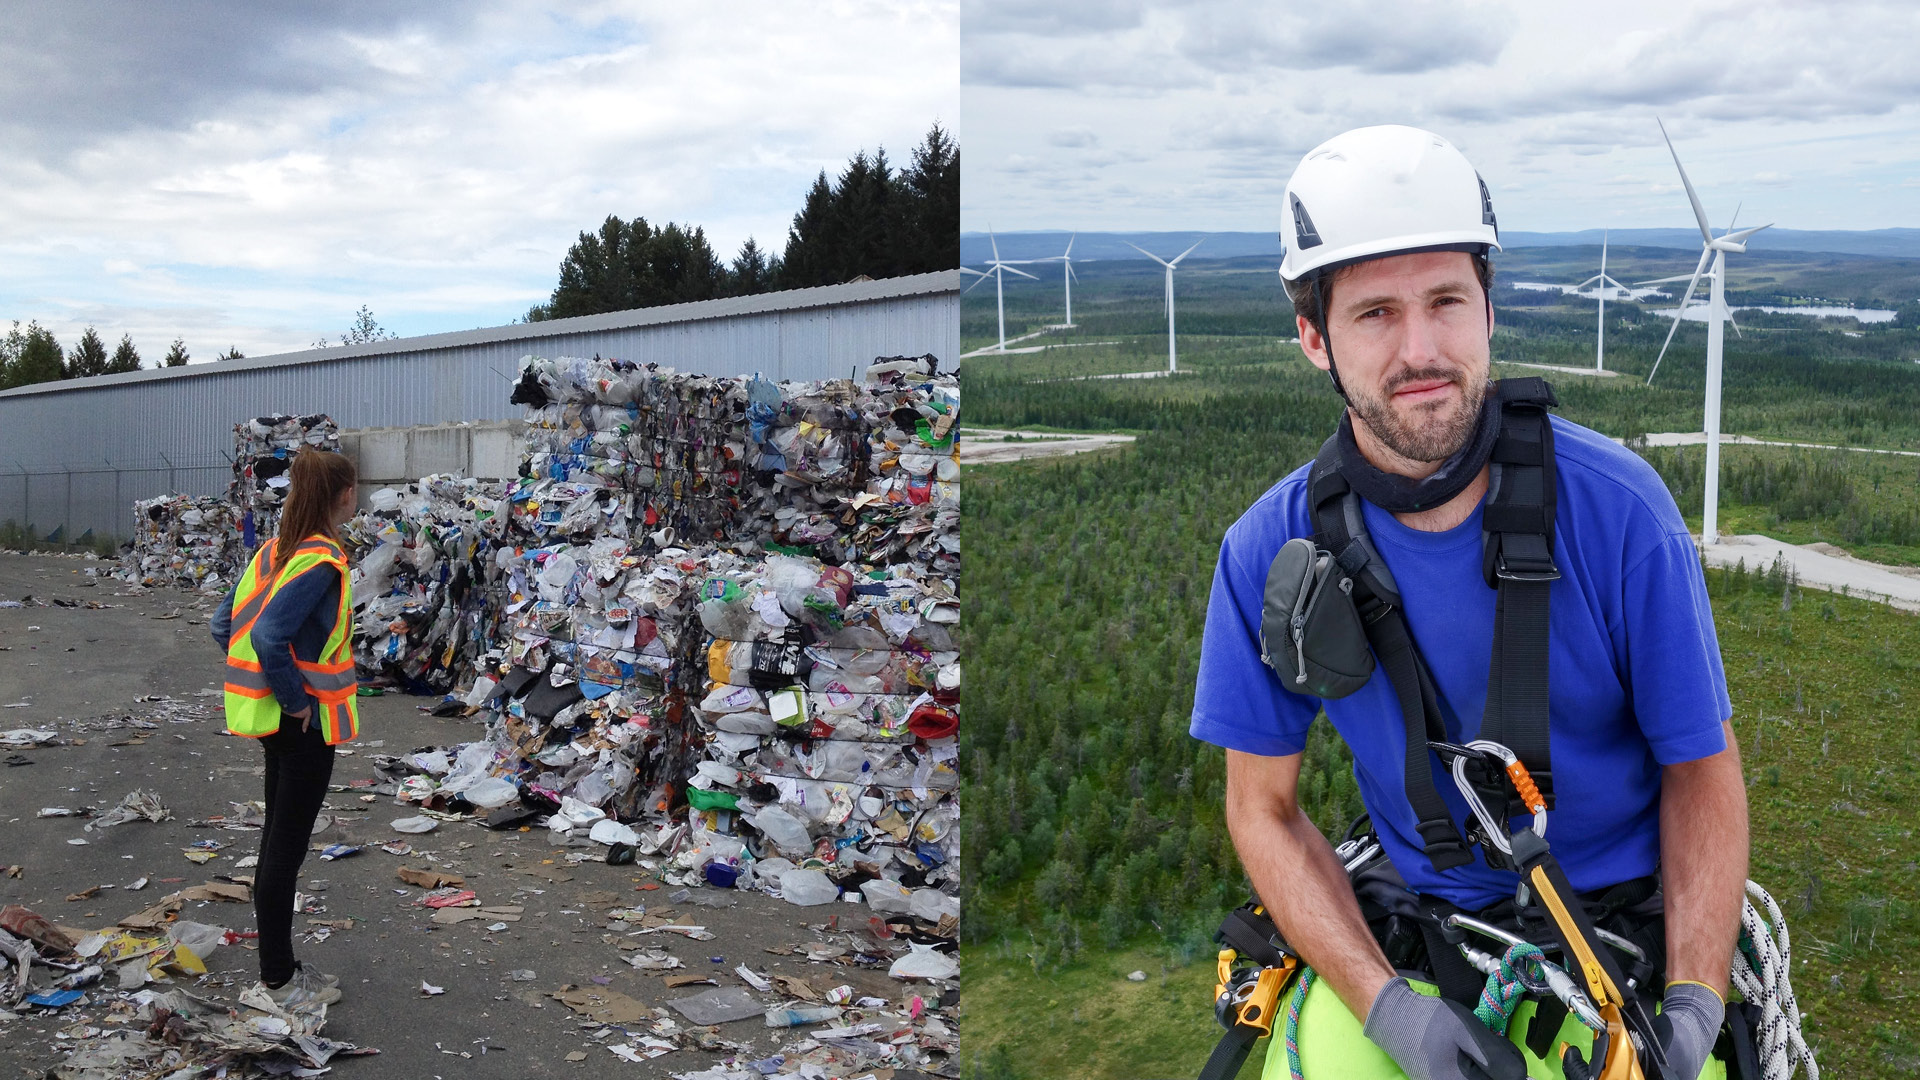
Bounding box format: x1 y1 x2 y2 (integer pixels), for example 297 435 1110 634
960 248 1920 1078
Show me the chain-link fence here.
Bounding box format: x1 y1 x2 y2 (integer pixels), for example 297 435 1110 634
0 459 230 550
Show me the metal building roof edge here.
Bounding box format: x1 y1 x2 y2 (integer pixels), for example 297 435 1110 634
0 270 960 400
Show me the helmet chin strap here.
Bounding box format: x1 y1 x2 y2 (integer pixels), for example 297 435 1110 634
1310 276 1350 402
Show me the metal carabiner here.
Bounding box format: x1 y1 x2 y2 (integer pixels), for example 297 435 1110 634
1445 915 1607 1034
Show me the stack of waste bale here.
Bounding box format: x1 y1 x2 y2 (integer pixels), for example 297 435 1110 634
229 414 341 547
381 355 961 917
115 494 244 593
507 357 754 548
342 475 510 694
681 547 960 913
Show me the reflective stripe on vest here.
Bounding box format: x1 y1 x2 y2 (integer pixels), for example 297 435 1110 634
224 534 360 744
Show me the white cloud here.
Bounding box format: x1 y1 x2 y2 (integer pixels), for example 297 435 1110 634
963 0 1920 233
0 1 959 359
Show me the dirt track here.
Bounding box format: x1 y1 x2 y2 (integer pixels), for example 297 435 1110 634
961 430 1135 465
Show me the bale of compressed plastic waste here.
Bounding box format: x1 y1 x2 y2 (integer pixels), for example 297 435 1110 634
230 413 340 547
341 474 508 693
114 494 243 593
362 355 961 926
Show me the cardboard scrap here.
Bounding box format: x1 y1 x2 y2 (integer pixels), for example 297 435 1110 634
551 985 651 1025
180 882 250 903
430 905 521 926
117 881 250 931
397 867 464 889
772 974 820 1001
662 974 716 988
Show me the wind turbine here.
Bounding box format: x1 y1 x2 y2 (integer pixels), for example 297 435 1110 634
1635 119 1772 545
1033 234 1078 327
963 230 1038 352
1125 238 1204 372
1571 231 1631 371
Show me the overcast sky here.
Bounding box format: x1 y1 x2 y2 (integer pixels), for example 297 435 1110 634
0 1 957 362
962 0 1920 238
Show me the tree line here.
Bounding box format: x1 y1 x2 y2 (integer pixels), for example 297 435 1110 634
525 122 958 321
0 322 193 390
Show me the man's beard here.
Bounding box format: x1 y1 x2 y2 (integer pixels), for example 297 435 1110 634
1346 365 1490 463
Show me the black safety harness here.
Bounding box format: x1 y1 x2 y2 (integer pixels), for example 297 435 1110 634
1305 375 1562 865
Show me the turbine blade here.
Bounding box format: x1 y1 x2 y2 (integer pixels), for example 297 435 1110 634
963 274 990 295
990 229 1000 262
1170 238 1205 265
1067 261 1078 282
1657 118 1715 245
1573 275 1604 288
1727 308 1743 338
1003 264 1039 280
1725 201 1742 235
1722 222 1773 245
1124 240 1172 267
1065 233 1075 257
960 266 987 277
1646 248 1712 386
1634 271 1715 286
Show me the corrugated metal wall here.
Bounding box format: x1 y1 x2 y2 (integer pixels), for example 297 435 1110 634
0 275 957 540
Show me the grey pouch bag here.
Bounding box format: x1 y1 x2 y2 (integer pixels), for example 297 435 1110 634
1259 537 1375 699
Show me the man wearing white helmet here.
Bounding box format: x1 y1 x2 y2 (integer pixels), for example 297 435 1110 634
1191 126 1748 1079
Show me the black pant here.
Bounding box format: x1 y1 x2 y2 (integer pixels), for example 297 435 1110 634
256 711 335 986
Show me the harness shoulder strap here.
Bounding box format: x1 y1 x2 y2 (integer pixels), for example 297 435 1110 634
1478 378 1560 812
1306 441 1470 871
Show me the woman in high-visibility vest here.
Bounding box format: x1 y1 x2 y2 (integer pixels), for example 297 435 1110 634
211 448 358 1010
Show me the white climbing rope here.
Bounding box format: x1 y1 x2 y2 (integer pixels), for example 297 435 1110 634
1732 880 1818 1079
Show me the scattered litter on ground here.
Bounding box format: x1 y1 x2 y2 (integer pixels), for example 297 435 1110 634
84 789 171 831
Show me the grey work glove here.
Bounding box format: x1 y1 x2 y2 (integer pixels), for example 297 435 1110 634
1363 977 1529 1080
1651 982 1724 1080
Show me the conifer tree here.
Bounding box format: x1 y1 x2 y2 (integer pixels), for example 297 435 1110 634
1 322 64 388
107 334 141 373
66 327 109 379
728 237 779 296
162 339 190 367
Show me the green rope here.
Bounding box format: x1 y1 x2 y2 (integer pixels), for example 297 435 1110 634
1285 966 1316 1080
1474 941 1547 1035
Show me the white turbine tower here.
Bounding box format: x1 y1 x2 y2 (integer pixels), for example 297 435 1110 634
1126 238 1204 372
1636 119 1772 545
963 230 1038 352
1033 234 1078 327
1571 231 1631 371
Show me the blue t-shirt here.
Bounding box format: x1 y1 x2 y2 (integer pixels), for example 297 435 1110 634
1191 416 1730 909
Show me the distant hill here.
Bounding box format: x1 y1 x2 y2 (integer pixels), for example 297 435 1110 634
962 228 1920 264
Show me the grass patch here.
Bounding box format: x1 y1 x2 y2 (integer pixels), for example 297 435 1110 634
962 940 1269 1080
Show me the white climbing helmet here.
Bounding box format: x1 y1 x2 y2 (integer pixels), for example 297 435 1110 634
1279 125 1500 283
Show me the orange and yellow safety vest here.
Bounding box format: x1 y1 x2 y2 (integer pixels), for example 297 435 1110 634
223 534 359 744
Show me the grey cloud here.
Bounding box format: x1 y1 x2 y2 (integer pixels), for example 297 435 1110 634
1046 126 1100 148
0 2 500 155
1180 3 1511 76
961 0 1153 36
1438 2 1920 128
965 0 1513 90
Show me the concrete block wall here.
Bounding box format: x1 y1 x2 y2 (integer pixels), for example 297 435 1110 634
337 420 523 508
